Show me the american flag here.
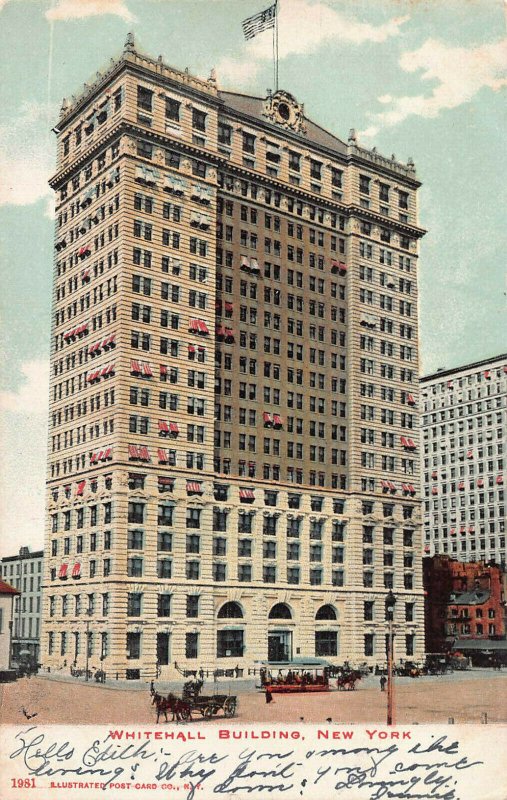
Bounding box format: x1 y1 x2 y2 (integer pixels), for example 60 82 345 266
242 2 277 40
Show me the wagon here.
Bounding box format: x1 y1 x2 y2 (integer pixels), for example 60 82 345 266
188 693 237 719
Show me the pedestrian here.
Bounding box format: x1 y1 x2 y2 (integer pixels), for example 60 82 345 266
150 680 155 696
380 675 387 692
265 688 274 704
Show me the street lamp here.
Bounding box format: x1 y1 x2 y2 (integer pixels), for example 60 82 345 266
85 610 92 681
385 590 396 726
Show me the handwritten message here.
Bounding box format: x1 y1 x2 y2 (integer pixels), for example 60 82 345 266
2 724 506 800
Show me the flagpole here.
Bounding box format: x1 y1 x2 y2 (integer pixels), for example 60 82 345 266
275 0 279 91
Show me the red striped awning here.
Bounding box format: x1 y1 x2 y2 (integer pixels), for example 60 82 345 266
189 319 199 332
128 445 139 459
402 483 410 493
78 246 90 257
139 446 150 461
216 325 225 337
131 359 142 374
225 328 234 340
76 480 86 496
467 450 473 458
100 365 109 377
158 448 169 462
158 477 175 486
497 475 504 484
90 452 98 464
59 564 69 579
458 481 465 490
186 481 202 494
158 420 169 433
96 450 104 462
224 301 233 312
431 471 438 479
160 365 168 375
240 255 250 269
431 487 438 495
477 478 484 487
250 258 260 273
143 362 153 377
389 481 397 493
273 414 283 427
198 320 210 335
188 344 196 354
400 436 409 447
408 484 416 494
71 562 81 579
239 488 255 500
484 370 491 379
169 422 179 435
460 526 466 534
447 380 453 388
407 393 416 405
103 447 112 460
263 412 272 425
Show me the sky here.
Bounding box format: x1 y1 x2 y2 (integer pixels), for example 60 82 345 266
0 0 506 557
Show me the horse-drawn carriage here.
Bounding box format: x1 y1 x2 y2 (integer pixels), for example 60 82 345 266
152 679 237 723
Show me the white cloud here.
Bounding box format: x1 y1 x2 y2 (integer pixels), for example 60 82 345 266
0 360 50 415
362 36 507 137
0 102 55 208
46 0 135 22
216 0 408 88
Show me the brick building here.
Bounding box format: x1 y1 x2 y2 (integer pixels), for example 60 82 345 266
423 555 506 654
42 34 426 680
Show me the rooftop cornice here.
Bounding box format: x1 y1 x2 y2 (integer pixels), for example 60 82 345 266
57 36 218 131
348 204 427 239
420 352 507 382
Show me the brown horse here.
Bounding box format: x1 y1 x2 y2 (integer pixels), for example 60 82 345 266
151 692 192 723
336 672 361 691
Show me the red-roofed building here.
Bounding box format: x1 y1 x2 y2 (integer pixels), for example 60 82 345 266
0 579 20 680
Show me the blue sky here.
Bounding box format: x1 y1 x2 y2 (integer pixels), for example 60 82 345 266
0 0 506 556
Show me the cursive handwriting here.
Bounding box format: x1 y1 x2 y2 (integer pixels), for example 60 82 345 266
8 728 486 800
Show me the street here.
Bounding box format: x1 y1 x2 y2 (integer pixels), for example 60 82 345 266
1 669 506 726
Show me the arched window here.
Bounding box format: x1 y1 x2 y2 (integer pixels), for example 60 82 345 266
217 601 243 619
315 604 337 620
268 602 292 619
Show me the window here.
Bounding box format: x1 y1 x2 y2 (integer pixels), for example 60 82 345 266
127 592 142 616
217 629 244 658
165 97 180 121
186 632 199 659
158 594 171 617
192 108 207 131
126 631 141 659
315 631 337 657
186 595 199 618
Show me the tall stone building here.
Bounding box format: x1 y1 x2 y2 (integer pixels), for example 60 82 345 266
42 35 426 680
421 354 506 566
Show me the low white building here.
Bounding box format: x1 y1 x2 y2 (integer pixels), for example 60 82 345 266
0 579 20 680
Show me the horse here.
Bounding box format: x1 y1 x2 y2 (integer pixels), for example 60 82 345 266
151 692 191 723
336 671 361 691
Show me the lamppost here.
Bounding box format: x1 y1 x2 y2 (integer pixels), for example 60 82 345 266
385 590 396 726
85 610 92 681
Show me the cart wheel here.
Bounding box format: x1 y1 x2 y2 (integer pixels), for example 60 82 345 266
224 697 237 718
204 705 215 719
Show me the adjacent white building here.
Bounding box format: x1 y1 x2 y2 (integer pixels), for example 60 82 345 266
1 547 44 663
421 354 506 566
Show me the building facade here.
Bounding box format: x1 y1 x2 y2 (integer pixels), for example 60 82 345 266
423 555 506 654
1 547 43 663
42 35 426 680
421 354 506 566
0 580 20 680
